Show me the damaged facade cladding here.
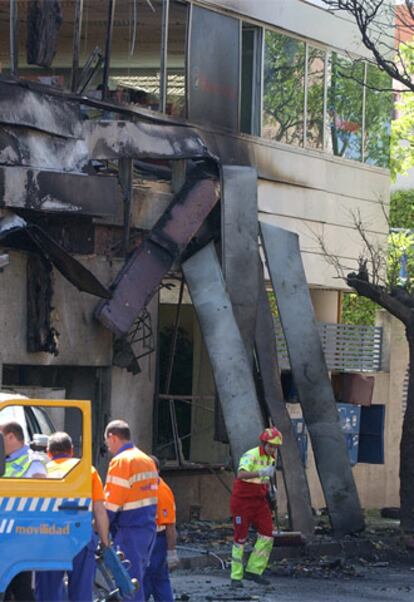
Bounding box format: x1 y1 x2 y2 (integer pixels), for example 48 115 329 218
0 0 394 531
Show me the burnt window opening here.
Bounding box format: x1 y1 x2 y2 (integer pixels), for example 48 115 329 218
156 323 193 461
166 0 188 117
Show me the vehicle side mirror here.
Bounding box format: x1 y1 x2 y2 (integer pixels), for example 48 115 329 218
0 432 5 476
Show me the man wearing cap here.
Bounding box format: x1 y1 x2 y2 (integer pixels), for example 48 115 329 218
230 426 283 587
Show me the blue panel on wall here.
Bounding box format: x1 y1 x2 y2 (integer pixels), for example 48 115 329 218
291 418 308 467
358 405 385 464
337 403 361 434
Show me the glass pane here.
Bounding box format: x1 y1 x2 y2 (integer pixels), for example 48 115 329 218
241 25 256 134
167 0 187 117
327 53 363 161
364 65 392 168
0 405 83 479
306 46 325 149
108 0 162 110
263 30 305 145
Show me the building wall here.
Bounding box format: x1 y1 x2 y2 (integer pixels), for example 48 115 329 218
0 251 158 460
256 162 389 290
203 0 373 57
0 252 118 366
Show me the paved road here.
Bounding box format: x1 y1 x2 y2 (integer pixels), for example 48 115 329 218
171 566 414 601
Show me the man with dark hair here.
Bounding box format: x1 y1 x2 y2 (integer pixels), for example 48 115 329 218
0 421 47 601
36 431 109 602
104 419 158 602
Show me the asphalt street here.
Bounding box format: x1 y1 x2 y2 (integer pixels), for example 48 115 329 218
171 565 414 601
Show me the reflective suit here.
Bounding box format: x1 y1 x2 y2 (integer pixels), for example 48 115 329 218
35 457 104 602
104 444 158 602
230 446 274 582
143 478 176 602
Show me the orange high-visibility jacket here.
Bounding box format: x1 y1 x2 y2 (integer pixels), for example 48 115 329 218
105 444 158 528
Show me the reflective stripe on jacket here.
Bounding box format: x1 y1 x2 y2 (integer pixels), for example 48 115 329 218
238 446 273 485
105 446 158 528
47 457 80 478
5 452 32 477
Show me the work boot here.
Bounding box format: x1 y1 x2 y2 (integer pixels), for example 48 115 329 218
230 579 244 588
244 571 270 586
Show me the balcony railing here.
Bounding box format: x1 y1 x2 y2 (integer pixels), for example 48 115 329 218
274 320 383 373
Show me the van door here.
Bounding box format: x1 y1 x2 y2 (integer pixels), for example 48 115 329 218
0 399 92 596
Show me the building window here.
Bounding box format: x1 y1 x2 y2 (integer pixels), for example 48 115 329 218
240 23 262 135
262 30 305 146
305 46 326 150
326 53 364 161
364 64 392 168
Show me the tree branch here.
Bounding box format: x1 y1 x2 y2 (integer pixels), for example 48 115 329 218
347 272 414 325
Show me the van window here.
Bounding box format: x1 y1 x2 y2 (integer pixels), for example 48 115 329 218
0 405 83 479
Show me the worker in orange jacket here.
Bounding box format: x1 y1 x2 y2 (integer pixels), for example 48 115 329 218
35 431 110 602
143 456 178 602
104 420 158 602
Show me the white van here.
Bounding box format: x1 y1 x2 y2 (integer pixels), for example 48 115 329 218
0 392 55 444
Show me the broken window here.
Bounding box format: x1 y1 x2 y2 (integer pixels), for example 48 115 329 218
76 0 107 96
262 30 305 145
166 0 188 117
5 0 73 89
240 23 262 136
156 306 193 462
107 0 163 110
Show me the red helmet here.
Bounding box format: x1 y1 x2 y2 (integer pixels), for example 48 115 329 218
260 426 283 446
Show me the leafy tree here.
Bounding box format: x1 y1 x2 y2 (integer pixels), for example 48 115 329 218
341 293 376 325
390 189 414 228
321 0 414 536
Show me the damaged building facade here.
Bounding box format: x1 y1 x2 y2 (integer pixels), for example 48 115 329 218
0 0 397 529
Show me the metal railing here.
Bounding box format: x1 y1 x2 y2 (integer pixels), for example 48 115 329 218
274 320 383 372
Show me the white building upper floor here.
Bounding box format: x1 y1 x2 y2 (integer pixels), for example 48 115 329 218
0 0 393 289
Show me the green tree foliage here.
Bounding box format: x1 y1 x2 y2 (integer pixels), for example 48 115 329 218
342 192 414 325
341 293 376 326
391 44 414 179
390 189 414 229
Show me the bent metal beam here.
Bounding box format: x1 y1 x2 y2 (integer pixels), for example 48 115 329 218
95 166 220 337
260 221 364 535
182 242 264 467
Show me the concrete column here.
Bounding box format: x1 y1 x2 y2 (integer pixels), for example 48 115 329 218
109 296 158 454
